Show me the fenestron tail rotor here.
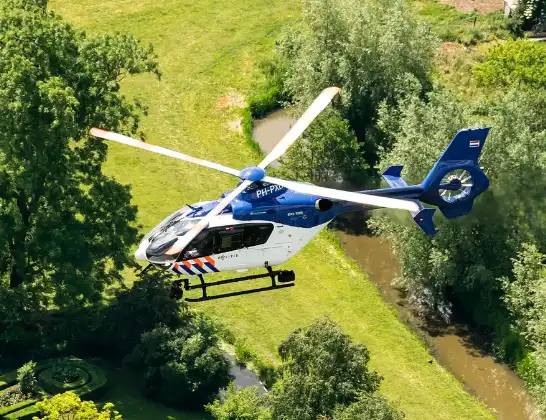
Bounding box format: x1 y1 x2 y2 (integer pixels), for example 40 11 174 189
90 86 421 258
439 169 473 203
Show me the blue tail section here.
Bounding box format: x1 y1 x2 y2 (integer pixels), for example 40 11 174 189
381 127 491 235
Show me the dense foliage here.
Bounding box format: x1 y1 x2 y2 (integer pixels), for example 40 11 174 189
124 322 232 409
332 392 405 420
0 0 160 361
473 39 546 89
514 0 546 30
271 318 382 420
367 70 546 414
207 318 401 420
278 109 364 185
34 391 121 420
206 384 271 420
51 359 79 384
276 0 437 170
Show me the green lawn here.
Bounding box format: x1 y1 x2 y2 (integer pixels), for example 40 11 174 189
50 1 494 419
96 362 211 420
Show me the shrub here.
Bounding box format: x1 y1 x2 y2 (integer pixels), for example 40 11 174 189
51 359 79 384
126 322 233 409
235 343 254 367
256 361 279 390
17 362 38 396
33 391 121 420
473 39 546 89
333 392 405 420
206 383 271 420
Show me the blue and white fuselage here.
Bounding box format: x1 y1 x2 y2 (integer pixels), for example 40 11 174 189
135 127 491 276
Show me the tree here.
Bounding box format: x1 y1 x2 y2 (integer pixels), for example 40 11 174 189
371 86 546 359
0 0 159 306
278 109 364 185
502 243 546 348
271 317 381 420
473 39 546 90
277 0 437 168
33 391 121 420
96 271 185 359
501 244 546 417
333 392 404 420
124 322 233 408
513 0 546 31
206 383 271 420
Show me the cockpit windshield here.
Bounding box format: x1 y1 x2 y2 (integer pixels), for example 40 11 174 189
143 206 203 257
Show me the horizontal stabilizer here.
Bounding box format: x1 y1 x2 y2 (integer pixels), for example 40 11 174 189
382 166 437 235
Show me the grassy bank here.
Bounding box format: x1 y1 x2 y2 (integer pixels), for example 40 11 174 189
50 1 493 418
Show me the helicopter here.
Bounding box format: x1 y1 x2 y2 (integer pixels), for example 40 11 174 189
90 86 490 302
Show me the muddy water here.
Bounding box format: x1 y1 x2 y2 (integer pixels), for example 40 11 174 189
252 109 295 154
252 109 536 420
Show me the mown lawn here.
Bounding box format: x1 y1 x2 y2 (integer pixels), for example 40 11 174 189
50 1 493 419
96 361 211 420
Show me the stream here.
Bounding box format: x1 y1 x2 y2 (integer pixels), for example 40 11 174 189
252 109 535 420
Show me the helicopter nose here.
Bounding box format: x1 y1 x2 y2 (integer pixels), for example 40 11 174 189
135 242 148 261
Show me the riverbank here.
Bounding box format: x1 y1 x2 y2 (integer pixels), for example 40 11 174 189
253 108 536 420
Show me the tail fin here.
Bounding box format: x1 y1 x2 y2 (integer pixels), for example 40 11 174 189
382 127 491 234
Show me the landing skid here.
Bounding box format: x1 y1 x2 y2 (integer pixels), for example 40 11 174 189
171 266 295 302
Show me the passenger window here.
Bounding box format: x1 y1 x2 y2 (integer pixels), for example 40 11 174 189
243 224 274 247
179 223 274 259
213 227 244 254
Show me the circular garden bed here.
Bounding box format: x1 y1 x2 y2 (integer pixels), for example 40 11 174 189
0 357 108 419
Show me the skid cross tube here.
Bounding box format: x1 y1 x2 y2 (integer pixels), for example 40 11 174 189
182 267 295 302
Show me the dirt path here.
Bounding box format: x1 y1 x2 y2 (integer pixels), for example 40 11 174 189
440 0 503 13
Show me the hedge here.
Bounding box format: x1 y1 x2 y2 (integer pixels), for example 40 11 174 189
37 367 90 395
0 372 17 391
0 357 107 420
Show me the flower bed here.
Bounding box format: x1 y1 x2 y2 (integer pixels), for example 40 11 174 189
0 357 107 420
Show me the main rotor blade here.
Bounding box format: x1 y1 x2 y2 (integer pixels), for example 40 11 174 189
258 86 341 169
90 128 241 178
164 180 253 256
263 176 421 212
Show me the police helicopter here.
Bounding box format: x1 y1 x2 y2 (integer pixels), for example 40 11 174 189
90 87 490 302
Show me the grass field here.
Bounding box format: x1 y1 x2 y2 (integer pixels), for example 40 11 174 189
50 1 494 419
96 362 211 420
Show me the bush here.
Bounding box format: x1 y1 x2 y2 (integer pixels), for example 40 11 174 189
33 391 121 420
333 392 405 420
513 0 546 31
206 383 271 420
17 362 38 396
473 39 546 89
126 322 233 409
235 343 254 367
51 359 79 384
256 361 279 391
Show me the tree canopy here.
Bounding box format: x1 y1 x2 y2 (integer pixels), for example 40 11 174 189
277 0 437 168
0 0 159 306
271 317 381 420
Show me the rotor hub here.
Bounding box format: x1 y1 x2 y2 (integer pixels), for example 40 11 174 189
239 166 266 182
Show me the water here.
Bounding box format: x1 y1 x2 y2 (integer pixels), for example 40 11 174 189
252 109 536 420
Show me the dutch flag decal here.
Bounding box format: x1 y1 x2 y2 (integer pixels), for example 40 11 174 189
469 140 480 148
